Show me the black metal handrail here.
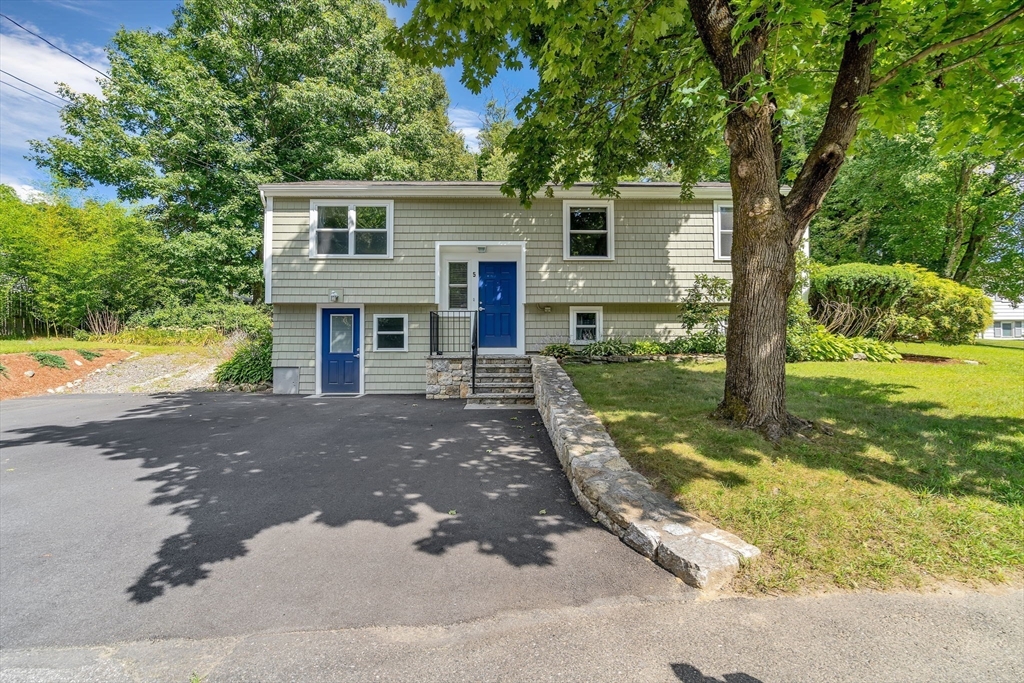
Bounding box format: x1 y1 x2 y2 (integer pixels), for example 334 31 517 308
471 309 479 394
428 310 475 357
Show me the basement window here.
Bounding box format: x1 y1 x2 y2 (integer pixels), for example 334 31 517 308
373 314 408 351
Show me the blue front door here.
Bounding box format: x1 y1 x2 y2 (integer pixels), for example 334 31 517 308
478 261 517 348
321 308 360 393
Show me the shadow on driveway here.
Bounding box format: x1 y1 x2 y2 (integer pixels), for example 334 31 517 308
0 394 686 647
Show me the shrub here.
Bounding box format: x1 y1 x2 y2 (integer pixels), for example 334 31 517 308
628 339 668 355
848 337 902 362
578 338 631 357
810 263 915 310
786 325 900 362
72 329 92 341
0 361 8 379
111 328 224 346
540 343 575 358
214 330 272 385
29 352 68 369
77 349 102 361
126 300 271 336
897 264 992 344
666 332 727 354
678 274 730 335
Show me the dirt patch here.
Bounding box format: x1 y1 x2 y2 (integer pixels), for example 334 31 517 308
0 349 134 400
900 353 960 364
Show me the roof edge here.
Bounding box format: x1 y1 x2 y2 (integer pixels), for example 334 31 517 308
257 181 754 200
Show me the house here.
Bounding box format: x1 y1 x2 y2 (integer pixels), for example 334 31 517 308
257 181 743 399
980 295 1023 339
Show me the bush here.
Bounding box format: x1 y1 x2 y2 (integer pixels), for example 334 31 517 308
126 300 271 336
628 339 668 355
29 352 68 369
72 329 92 341
215 330 272 385
111 328 224 346
810 262 992 344
539 343 575 358
897 264 992 344
77 349 102 361
578 338 632 357
810 263 915 310
787 325 900 362
0 361 8 379
667 332 727 355
678 274 730 335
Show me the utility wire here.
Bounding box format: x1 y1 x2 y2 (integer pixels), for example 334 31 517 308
0 79 64 108
0 68 70 103
1 13 307 183
0 12 109 78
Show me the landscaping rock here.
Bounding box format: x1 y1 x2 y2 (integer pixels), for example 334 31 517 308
24 370 34 378
852 353 867 360
656 536 740 590
963 359 979 365
531 355 759 590
74 360 84 366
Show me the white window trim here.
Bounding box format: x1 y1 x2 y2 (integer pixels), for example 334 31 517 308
563 200 614 261
372 313 409 352
309 199 394 259
446 261 470 310
569 306 603 345
713 199 733 262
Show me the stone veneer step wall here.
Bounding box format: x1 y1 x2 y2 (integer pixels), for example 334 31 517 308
531 355 760 590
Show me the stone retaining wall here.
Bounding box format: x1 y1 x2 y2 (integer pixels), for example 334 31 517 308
531 355 760 589
425 357 470 399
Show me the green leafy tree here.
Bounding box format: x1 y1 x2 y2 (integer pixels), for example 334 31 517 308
32 0 476 300
0 185 167 334
812 120 1024 302
477 99 517 181
396 0 1024 439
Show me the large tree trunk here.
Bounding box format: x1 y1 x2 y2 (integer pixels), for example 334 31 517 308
690 0 877 439
712 104 802 439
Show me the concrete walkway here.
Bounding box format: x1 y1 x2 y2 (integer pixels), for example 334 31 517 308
1 394 1020 682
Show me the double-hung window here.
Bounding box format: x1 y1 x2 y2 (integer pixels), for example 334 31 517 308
447 262 469 309
310 200 393 258
373 314 408 351
563 200 614 260
569 306 603 344
713 200 733 260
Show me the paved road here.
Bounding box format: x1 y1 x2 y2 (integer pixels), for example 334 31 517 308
1 394 1021 682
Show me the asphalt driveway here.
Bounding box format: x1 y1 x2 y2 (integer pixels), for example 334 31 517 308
0 393 687 649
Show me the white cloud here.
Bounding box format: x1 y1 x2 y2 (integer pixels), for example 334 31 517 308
0 23 107 169
448 107 482 153
0 175 50 202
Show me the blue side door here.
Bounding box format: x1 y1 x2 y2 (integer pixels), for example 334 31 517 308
478 261 517 348
321 308 360 393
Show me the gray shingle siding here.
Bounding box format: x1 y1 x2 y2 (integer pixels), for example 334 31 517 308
270 197 729 305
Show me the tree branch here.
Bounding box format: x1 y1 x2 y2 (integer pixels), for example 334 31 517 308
872 6 1024 89
783 0 878 238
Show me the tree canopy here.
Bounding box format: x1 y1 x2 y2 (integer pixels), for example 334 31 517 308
33 0 476 299
0 186 166 335
812 121 1024 303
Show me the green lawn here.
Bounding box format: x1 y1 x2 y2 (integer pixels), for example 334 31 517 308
0 336 217 357
564 342 1024 594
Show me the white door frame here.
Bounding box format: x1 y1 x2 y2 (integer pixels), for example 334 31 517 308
314 303 366 396
434 241 526 356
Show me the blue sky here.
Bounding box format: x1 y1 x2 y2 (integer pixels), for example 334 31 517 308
0 0 536 201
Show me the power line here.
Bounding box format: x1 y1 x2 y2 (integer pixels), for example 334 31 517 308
0 69 70 103
0 79 64 108
0 12 109 78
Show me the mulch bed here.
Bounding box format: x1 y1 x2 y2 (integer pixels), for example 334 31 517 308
899 353 960 364
0 349 133 400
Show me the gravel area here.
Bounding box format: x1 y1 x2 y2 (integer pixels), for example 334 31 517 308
67 349 229 394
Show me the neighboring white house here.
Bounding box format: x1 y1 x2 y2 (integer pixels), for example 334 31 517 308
258 181 749 397
981 295 1024 339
